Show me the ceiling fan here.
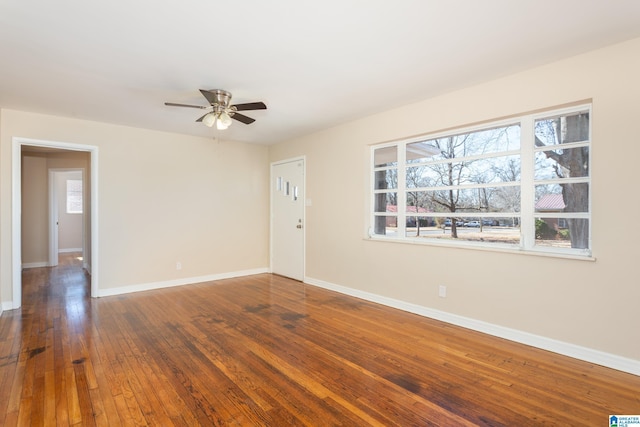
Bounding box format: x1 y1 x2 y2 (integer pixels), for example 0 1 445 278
165 89 267 130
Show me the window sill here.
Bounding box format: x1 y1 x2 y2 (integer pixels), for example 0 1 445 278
365 235 596 262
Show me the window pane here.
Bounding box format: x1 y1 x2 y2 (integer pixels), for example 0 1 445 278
534 146 589 180
467 156 521 184
408 125 520 164
404 216 436 229
407 186 521 214
406 141 440 162
405 197 431 214
374 193 396 213
535 183 588 213
374 169 397 190
407 155 520 189
535 218 589 250
374 146 397 167
373 215 397 236
409 219 521 245
405 165 441 188
66 179 83 214
535 111 589 146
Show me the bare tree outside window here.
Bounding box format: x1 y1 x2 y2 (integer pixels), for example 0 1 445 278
404 125 520 239
534 111 590 249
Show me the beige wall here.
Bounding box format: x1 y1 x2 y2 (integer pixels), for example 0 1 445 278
1 112 270 304
21 155 48 264
269 37 640 362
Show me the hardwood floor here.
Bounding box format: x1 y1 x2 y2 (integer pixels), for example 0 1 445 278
1 254 639 426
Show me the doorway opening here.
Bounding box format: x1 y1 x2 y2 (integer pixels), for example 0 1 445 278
12 137 99 309
49 169 85 268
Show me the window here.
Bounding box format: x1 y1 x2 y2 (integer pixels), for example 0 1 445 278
66 179 83 214
370 104 591 257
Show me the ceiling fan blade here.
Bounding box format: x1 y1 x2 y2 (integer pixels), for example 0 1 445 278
165 102 207 109
199 89 233 106
195 113 209 122
199 89 218 105
232 113 256 125
232 101 267 111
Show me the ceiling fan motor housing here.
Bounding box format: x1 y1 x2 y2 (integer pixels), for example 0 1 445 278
207 89 231 107
204 89 239 117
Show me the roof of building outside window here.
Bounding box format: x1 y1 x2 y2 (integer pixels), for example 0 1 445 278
535 194 565 211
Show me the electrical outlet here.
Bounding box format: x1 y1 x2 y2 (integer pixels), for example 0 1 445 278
176 261 182 270
438 285 447 298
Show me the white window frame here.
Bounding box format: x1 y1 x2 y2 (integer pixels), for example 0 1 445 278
369 103 592 259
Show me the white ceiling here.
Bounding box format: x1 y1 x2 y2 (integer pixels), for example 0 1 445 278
2 1 640 145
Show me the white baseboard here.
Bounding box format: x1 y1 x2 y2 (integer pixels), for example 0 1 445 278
97 268 270 298
304 276 640 377
59 248 82 253
22 261 49 269
1 268 269 314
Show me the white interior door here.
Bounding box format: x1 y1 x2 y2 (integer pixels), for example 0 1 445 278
271 159 305 281
48 170 60 267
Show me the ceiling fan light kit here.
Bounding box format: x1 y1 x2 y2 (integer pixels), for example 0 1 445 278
217 111 233 129
202 112 216 127
165 89 267 130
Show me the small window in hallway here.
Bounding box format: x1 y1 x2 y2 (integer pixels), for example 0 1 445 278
66 179 83 214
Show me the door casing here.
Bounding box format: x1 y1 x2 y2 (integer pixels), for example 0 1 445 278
12 137 99 309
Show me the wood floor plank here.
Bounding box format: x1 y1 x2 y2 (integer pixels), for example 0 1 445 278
65 366 82 425
1 253 639 425
90 354 122 426
43 369 56 427
5 353 26 421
